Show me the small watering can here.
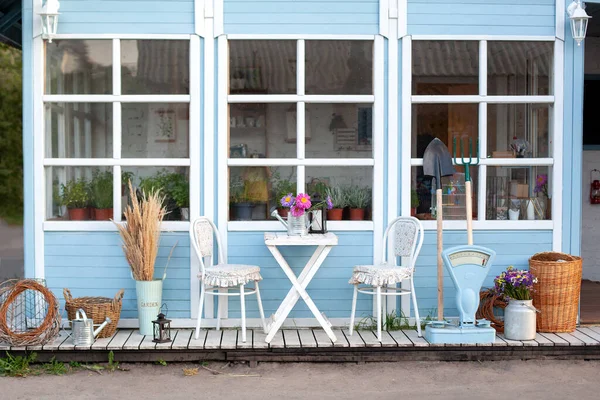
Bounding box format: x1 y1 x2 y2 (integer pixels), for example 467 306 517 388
271 208 311 236
71 309 111 346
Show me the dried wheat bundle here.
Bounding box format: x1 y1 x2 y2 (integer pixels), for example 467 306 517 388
115 181 166 281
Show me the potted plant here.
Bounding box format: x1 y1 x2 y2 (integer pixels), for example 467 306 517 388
345 185 370 220
60 179 90 221
271 172 296 218
277 192 333 235
139 170 184 221
230 177 254 221
121 171 134 196
90 169 113 220
325 186 346 220
115 182 167 335
411 189 420 217
494 266 538 340
170 175 189 221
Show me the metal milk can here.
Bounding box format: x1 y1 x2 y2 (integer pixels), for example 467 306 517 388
504 299 537 341
71 309 111 346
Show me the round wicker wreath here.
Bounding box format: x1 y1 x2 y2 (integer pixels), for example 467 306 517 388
476 288 508 333
0 279 61 346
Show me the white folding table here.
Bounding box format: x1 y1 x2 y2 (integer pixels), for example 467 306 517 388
264 232 338 343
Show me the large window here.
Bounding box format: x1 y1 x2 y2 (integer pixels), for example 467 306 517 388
410 40 554 223
227 39 377 223
44 39 192 223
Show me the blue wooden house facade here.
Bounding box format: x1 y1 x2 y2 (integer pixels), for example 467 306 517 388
16 0 595 328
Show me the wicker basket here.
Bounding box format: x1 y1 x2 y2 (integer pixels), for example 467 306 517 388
529 252 582 333
63 288 124 338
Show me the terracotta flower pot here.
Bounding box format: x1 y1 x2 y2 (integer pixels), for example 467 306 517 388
277 207 289 218
68 208 88 221
349 208 365 221
89 207 95 220
411 207 417 217
327 208 343 220
94 208 113 221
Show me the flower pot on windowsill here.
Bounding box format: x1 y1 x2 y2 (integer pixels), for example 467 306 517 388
68 208 88 221
349 208 365 221
411 207 417 217
277 207 289 218
94 208 113 221
232 202 254 221
327 208 343 220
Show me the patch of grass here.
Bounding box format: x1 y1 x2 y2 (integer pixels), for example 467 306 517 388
155 359 167 367
69 361 82 369
43 357 68 375
354 308 441 332
0 352 37 377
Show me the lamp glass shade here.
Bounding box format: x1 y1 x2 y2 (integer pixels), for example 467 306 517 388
570 4 591 46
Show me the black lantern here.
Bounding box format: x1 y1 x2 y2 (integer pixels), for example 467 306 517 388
308 194 328 234
152 313 172 343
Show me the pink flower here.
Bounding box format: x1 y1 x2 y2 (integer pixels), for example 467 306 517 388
290 205 305 217
295 193 312 209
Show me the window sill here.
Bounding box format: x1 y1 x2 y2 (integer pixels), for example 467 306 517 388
43 221 190 232
418 220 553 230
227 220 374 231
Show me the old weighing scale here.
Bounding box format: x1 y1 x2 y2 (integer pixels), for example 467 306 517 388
424 138 497 344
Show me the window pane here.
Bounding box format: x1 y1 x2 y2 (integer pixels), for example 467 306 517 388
412 104 479 158
229 103 296 158
306 166 373 220
229 40 296 94
488 41 553 96
45 103 112 158
305 103 373 158
121 40 190 95
45 40 112 94
229 166 296 221
487 166 551 220
122 103 189 158
305 41 373 95
412 41 478 95
122 167 190 221
487 104 552 158
411 165 478 220
46 166 113 220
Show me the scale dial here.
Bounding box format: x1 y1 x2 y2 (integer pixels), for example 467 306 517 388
448 250 491 267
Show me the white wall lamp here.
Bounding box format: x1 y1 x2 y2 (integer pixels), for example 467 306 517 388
568 1 591 46
39 0 60 43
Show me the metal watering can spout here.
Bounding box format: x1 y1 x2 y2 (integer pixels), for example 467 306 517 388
93 317 111 338
270 207 288 229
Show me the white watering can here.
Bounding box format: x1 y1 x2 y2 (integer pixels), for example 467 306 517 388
71 309 111 346
271 208 311 236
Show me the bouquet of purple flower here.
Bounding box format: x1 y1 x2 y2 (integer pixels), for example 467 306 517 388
494 266 538 301
534 174 549 197
280 193 333 217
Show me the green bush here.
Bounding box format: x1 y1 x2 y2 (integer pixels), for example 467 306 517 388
61 179 89 209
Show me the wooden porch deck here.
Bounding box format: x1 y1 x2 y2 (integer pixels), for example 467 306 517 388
3 326 600 363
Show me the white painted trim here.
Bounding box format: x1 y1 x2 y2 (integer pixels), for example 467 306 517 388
43 158 191 167
387 32 399 226
410 158 554 167
380 0 389 37
217 35 228 251
33 0 42 38
401 37 412 219
373 35 385 267
213 0 223 37
42 95 191 103
297 40 305 97
228 94 375 103
50 34 193 40
398 0 407 38
195 0 205 36
228 221 374 231
227 158 375 167
227 34 376 40
552 39 564 251
411 95 555 104
34 37 45 279
411 35 556 42
43 221 190 232
419 220 554 231
556 0 565 41
204 33 216 225
478 41 488 222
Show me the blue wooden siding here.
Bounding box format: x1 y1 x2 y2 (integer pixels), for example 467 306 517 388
223 0 379 35
414 230 553 317
226 232 374 319
407 0 555 36
45 232 191 319
57 1 194 34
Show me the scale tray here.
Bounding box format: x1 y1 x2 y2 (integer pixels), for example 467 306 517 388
425 325 496 345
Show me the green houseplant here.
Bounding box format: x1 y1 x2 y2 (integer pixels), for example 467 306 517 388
272 173 296 218
90 169 113 220
411 189 420 217
325 186 346 220
230 177 254 221
345 185 370 220
170 176 190 221
139 170 187 221
60 179 90 220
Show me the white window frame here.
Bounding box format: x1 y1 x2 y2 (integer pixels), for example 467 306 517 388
40 35 200 232
402 36 562 237
219 35 385 234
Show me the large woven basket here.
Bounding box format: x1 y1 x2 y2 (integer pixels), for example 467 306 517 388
529 252 582 333
64 288 124 338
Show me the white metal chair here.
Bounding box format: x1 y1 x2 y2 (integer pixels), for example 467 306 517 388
190 217 267 342
349 216 424 341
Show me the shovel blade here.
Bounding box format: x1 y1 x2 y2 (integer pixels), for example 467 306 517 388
423 138 455 189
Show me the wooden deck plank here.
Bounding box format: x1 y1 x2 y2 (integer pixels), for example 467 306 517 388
533 333 554 347
403 329 429 347
220 330 238 350
0 341 10 351
187 330 207 349
313 329 334 348
357 330 381 348
139 334 157 350
42 330 70 351
556 332 585 346
521 339 539 347
388 330 414 347
282 330 301 348
107 330 133 351
236 330 253 349
492 334 508 347
252 330 269 349
332 329 350 348
569 329 599 346
379 331 398 348
344 330 366 348
298 329 317 348
269 330 285 348
204 330 222 349
537 332 568 346
172 330 192 350
58 332 76 351
578 327 600 343
589 326 600 335
91 330 116 350
123 330 145 350
497 334 524 347
155 329 177 350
